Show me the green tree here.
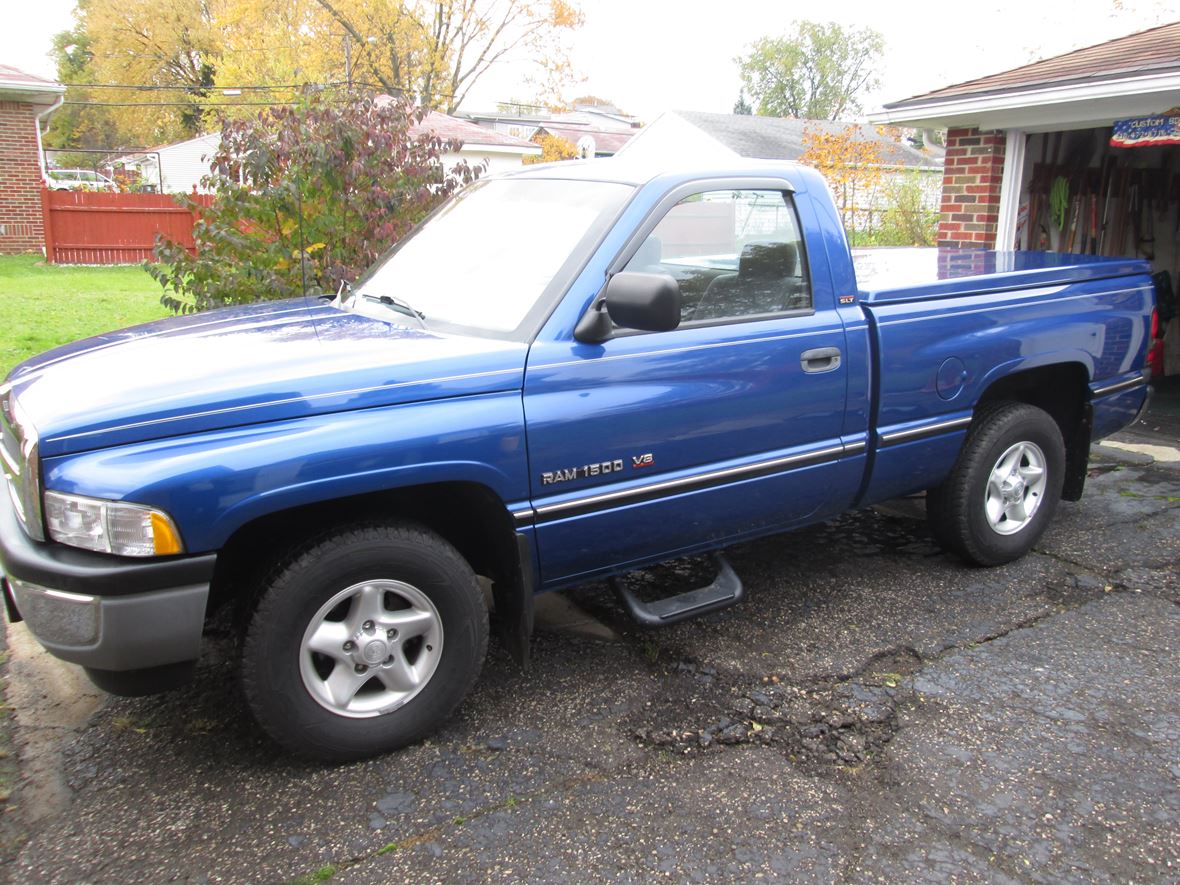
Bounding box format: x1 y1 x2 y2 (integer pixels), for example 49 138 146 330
874 172 939 246
736 21 884 120
44 22 123 161
149 94 480 313
733 91 752 115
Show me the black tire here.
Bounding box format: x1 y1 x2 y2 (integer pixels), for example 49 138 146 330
926 402 1065 566
241 521 488 761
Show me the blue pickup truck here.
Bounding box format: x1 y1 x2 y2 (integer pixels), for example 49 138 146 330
0 161 1156 759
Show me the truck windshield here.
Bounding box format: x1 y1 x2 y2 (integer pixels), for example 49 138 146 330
348 177 633 338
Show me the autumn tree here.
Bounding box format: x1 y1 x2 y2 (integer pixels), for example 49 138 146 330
737 21 883 120
75 0 221 143
311 0 584 113
798 124 883 233
211 0 338 108
523 131 576 164
51 0 584 148
150 94 479 312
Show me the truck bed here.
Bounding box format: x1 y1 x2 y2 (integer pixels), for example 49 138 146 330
853 247 1155 506
853 248 1151 304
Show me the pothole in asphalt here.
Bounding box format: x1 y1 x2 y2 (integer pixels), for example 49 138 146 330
629 651 919 772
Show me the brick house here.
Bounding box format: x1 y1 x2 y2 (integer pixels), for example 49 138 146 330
0 64 65 255
871 22 1180 372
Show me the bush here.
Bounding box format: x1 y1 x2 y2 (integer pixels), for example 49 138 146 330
870 172 939 247
150 94 480 313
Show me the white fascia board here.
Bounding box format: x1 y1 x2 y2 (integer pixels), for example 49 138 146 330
462 143 541 155
0 78 66 93
0 81 67 103
869 71 1180 132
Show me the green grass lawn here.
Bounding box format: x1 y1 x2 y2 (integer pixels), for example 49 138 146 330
0 255 171 378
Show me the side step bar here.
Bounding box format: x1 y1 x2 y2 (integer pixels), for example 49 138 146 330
611 554 744 628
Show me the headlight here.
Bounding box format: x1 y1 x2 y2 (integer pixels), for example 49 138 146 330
43 491 184 556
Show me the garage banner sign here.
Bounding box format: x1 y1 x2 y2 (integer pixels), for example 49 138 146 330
1111 112 1180 148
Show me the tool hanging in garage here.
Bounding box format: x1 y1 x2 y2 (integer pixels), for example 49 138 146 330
1024 126 1178 270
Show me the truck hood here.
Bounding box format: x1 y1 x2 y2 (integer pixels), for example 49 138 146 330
6 299 528 458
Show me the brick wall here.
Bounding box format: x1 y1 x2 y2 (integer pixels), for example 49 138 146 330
938 127 1006 248
0 100 46 255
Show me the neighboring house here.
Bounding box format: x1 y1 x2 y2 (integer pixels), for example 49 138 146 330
871 21 1180 374
410 110 541 174
116 133 220 194
459 103 640 159
551 104 642 130
616 110 944 230
533 124 635 159
120 110 541 193
0 63 65 254
458 109 549 142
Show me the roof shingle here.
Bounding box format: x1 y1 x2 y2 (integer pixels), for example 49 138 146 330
886 21 1180 109
675 111 941 168
411 111 538 150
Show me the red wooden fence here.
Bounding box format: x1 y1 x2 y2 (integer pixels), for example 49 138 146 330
40 188 212 265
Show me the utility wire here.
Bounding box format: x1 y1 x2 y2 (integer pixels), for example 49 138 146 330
65 100 324 107
67 81 359 90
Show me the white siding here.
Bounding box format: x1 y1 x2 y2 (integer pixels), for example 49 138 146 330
442 146 539 177
160 135 221 193
121 134 220 194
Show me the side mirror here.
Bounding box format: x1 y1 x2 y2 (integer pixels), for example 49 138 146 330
574 272 682 343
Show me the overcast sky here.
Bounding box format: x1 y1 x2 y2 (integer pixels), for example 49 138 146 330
5 0 1180 121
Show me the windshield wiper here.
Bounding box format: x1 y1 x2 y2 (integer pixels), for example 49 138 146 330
370 294 425 319
351 292 428 329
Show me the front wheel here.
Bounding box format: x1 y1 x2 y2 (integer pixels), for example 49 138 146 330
241 521 488 761
926 402 1065 566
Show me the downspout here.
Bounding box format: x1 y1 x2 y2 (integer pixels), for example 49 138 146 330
34 94 65 181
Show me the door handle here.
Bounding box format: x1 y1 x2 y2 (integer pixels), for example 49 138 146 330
800 347 841 373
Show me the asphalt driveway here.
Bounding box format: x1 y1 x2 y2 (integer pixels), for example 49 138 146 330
2 419 1179 883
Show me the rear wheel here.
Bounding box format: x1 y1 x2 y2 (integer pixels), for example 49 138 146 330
242 521 488 761
926 402 1065 566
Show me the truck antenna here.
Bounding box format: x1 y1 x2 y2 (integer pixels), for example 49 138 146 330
295 181 308 298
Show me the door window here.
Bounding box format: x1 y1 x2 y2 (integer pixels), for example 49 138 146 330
623 190 812 324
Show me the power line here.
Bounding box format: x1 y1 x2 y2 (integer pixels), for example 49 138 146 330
67 81 358 90
65 100 316 107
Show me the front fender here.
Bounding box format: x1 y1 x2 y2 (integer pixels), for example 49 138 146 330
41 392 529 553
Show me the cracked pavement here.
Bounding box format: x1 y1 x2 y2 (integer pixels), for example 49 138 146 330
3 433 1180 883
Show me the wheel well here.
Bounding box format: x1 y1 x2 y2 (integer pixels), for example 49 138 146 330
209 482 521 618
976 362 1092 501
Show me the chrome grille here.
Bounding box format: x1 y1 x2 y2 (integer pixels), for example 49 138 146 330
0 383 44 541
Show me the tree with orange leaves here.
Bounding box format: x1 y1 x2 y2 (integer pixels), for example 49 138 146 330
524 132 578 164
798 124 883 233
